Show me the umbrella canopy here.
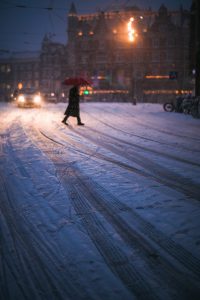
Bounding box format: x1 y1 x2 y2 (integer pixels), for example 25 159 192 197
62 77 91 86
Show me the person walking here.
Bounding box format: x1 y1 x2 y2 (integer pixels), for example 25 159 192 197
62 85 84 126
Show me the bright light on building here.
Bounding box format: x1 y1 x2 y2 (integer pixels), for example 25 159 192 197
18 82 23 90
127 17 136 42
145 75 170 79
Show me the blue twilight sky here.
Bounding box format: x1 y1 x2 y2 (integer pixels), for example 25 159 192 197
0 0 192 53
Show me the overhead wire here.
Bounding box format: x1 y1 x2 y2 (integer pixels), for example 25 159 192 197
0 31 65 36
48 0 55 33
0 0 67 50
0 0 68 10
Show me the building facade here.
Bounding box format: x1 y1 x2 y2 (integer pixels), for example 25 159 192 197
0 36 66 101
0 2 192 103
143 5 191 102
190 0 200 96
0 51 40 101
67 3 192 102
0 55 12 101
39 35 67 96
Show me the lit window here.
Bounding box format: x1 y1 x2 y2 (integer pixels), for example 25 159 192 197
152 39 159 48
1 65 5 72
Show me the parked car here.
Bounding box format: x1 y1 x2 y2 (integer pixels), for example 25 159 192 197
16 88 42 108
44 92 58 103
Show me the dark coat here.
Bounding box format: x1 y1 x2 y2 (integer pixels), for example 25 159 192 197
64 86 80 117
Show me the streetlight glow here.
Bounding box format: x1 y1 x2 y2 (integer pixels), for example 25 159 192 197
128 17 136 42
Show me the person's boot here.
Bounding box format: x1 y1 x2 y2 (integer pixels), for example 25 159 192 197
62 119 68 125
77 117 84 125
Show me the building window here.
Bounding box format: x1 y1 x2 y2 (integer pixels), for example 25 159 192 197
160 52 167 61
152 51 160 62
159 25 167 32
115 53 124 63
167 51 174 61
0 65 5 72
168 39 176 47
97 53 107 63
99 42 105 50
152 38 159 48
160 38 166 47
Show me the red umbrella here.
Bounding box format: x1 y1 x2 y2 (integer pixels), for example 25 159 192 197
62 77 92 86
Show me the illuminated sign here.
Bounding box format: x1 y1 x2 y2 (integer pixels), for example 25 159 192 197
145 75 169 79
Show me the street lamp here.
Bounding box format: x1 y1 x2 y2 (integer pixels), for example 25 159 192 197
191 0 200 96
195 0 200 96
128 17 136 42
127 17 138 103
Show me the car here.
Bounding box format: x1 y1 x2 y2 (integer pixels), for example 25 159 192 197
44 92 58 103
16 88 42 108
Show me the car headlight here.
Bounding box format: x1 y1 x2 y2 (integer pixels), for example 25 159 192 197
18 95 25 102
34 95 41 104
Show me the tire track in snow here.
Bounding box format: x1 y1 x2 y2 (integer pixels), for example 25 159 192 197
27 123 200 278
95 106 200 142
0 127 93 300
30 122 200 202
77 174 200 279
24 121 200 299
61 168 160 300
67 126 200 201
71 168 200 299
77 125 200 168
0 173 77 300
21 123 160 299
82 108 200 153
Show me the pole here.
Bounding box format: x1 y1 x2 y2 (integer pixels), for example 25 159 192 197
195 0 200 96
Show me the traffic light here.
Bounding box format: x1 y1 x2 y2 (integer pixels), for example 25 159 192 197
169 71 178 79
80 86 93 96
83 89 89 95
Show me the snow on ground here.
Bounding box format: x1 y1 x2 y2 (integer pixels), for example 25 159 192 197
0 101 200 300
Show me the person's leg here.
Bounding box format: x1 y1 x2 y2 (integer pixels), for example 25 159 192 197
77 116 84 125
62 114 69 124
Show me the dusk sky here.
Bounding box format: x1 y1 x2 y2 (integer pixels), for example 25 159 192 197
0 0 192 53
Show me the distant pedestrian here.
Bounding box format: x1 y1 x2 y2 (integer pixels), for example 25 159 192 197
132 97 137 105
175 95 183 113
62 85 84 126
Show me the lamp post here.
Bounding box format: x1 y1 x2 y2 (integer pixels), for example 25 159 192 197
195 0 200 96
127 17 139 104
192 0 200 96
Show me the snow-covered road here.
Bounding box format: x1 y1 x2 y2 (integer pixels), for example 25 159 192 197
1 102 200 300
